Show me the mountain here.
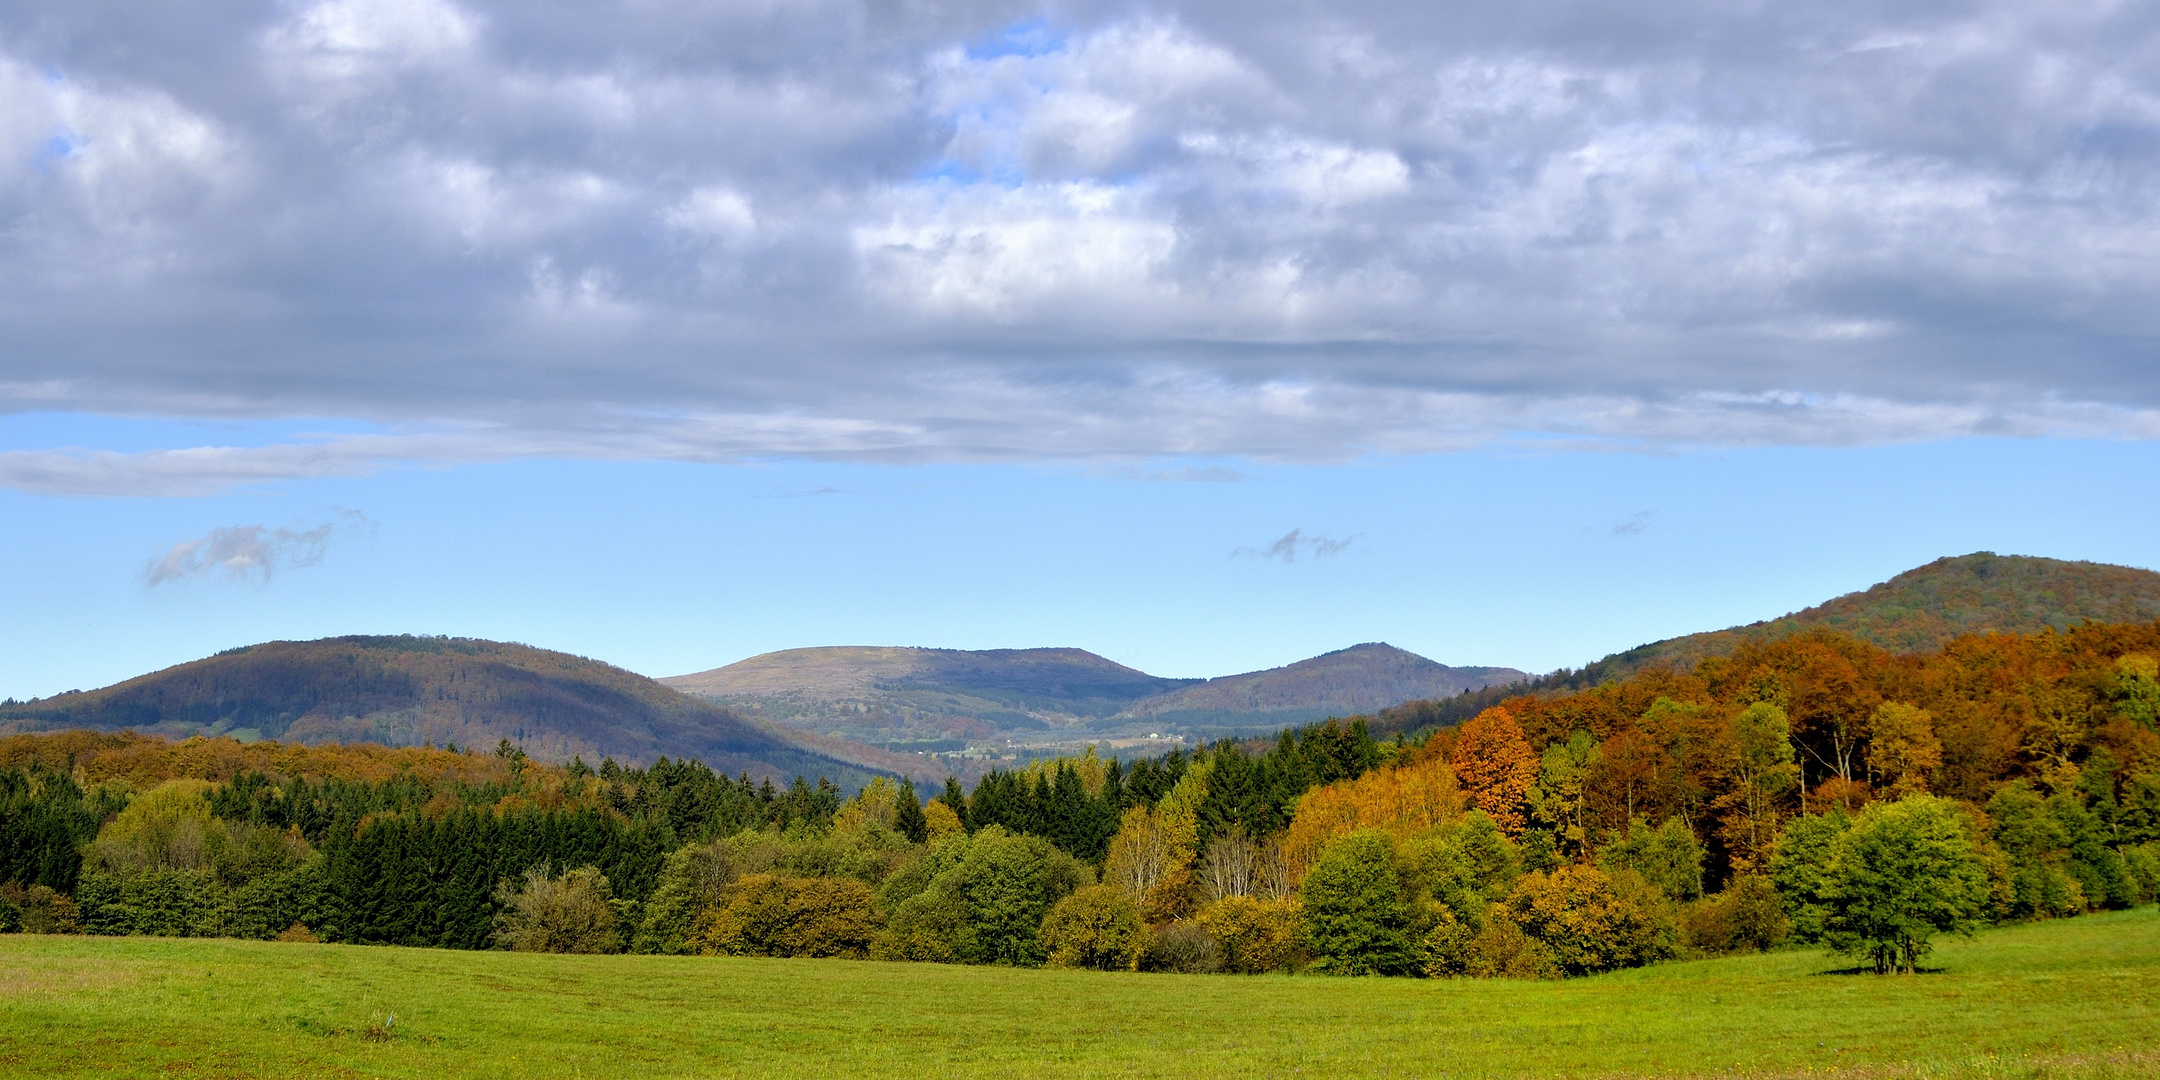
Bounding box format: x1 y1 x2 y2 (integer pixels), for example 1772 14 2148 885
0 635 906 787
664 646 1202 748
664 643 1525 750
1116 644 1526 735
1368 552 2160 738
1584 552 2160 682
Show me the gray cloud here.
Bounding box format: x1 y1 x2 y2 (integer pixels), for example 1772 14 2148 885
1612 510 1654 537
141 511 373 586
4 0 2160 487
1238 528 1355 562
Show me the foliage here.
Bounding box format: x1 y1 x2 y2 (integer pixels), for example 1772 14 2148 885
1296 830 1416 976
493 865 622 954
1135 920 1224 974
872 826 1089 966
1194 895 1301 974
1449 708 1537 836
1279 751 1463 877
1817 795 1993 974
689 873 878 959
1039 885 1143 970
1598 817 1704 902
1503 865 1678 976
1679 876 1790 956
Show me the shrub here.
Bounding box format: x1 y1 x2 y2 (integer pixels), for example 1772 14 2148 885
689 873 879 958
1679 875 1790 955
1135 921 1223 974
1040 885 1143 970
867 826 1088 966
1298 830 1415 975
493 865 621 954
1504 864 1677 976
1194 896 1301 974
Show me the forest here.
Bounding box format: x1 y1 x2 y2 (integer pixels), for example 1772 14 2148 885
3 619 2158 978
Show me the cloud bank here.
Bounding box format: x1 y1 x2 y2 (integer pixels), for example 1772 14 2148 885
5 0 2160 493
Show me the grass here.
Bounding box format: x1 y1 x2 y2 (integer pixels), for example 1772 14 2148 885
2 907 2157 1079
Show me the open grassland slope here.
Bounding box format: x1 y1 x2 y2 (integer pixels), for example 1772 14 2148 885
1 907 2154 1079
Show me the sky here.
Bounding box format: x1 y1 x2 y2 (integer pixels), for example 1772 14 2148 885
3 0 2158 698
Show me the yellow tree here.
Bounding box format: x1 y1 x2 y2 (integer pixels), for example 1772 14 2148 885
1451 707 1538 836
1865 702 1942 798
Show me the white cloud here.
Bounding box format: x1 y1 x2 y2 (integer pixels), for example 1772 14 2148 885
141 511 373 586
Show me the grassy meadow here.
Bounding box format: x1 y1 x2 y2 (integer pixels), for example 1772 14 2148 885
3 906 2156 1080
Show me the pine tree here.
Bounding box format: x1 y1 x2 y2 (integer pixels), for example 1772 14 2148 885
895 781 929 844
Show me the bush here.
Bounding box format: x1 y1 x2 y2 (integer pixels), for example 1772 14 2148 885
689 873 879 958
1136 921 1223 974
1504 864 1677 976
1680 876 1790 955
493 865 621 954
4 883 82 935
1041 885 1143 970
867 826 1089 966
1298 830 1416 975
1194 896 1301 974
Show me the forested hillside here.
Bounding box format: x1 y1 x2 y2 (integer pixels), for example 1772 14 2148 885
1372 552 2160 739
0 636 898 786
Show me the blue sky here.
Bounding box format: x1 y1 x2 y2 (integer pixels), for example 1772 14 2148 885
4 1 2157 698
7 432 2155 700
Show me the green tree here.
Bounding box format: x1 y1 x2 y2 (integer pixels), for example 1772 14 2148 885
895 782 929 845
1769 806 1851 943
1820 796 1990 974
1298 830 1415 976
1598 817 1704 902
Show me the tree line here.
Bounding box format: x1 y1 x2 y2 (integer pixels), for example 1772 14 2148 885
3 620 2157 976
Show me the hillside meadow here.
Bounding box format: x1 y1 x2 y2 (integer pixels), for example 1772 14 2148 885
2 906 2155 1080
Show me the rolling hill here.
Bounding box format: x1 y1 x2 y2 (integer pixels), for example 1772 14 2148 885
1368 552 2160 737
0 635 908 787
664 643 1525 749
1582 552 2160 682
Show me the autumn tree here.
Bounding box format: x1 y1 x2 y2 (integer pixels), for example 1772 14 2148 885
1039 884 1143 970
1715 702 1801 871
1866 703 1943 797
1451 707 1538 836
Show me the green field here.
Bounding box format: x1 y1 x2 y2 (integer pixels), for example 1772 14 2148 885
3 908 2157 1079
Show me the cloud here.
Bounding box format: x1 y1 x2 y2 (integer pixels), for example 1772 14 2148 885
141 511 373 587
1612 510 1653 536
1237 528 1355 563
3 0 2160 480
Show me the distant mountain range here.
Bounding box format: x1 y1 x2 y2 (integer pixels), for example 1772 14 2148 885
0 636 913 788
663 643 1525 750
1371 552 2160 737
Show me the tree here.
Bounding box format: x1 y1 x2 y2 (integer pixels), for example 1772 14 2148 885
1297 830 1415 975
1598 817 1704 902
1528 732 1599 858
1866 703 1943 798
689 873 878 959
1820 795 1990 974
894 782 929 844
1195 895 1301 974
1039 885 1143 970
493 864 621 954
1451 708 1538 836
1716 703 1801 872
1504 864 1677 976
